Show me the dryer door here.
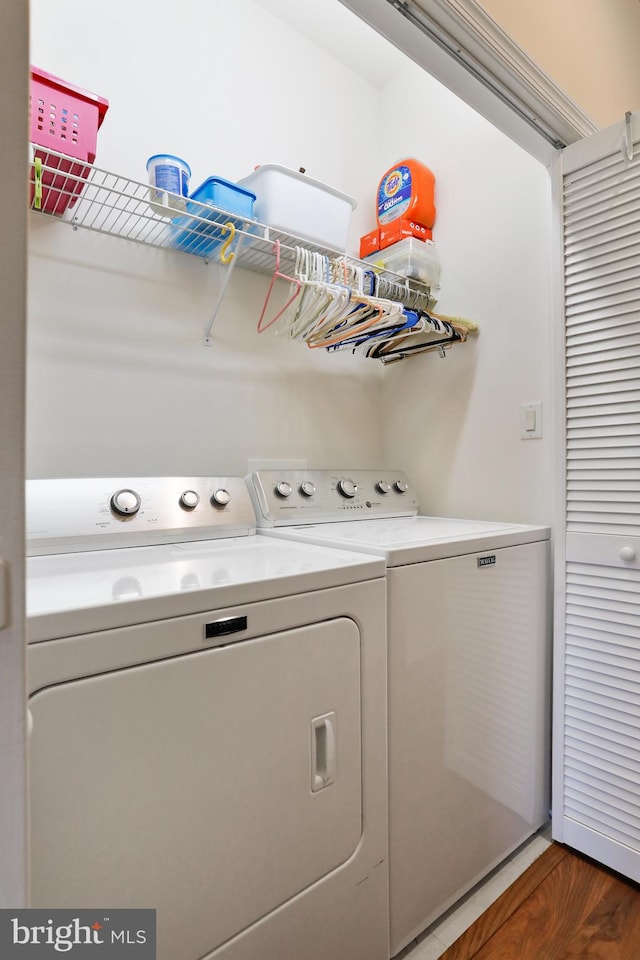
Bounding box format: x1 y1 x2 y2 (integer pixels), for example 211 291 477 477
29 616 362 960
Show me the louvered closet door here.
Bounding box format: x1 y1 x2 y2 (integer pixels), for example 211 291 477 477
557 112 640 880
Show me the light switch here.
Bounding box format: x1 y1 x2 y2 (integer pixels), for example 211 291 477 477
520 401 542 439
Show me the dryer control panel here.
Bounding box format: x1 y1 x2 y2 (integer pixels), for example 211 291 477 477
26 477 256 555
248 470 419 526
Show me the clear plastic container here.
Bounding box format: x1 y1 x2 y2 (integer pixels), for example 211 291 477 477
237 164 356 251
365 237 441 288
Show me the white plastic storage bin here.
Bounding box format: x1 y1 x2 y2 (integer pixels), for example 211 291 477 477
237 164 356 252
365 237 441 288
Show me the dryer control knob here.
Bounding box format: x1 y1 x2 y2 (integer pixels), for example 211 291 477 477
180 490 200 510
376 480 391 494
110 488 141 517
338 479 357 499
300 481 316 498
275 481 292 498
620 546 637 562
211 489 231 507
395 480 409 494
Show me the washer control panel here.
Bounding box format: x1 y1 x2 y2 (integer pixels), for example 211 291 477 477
26 477 256 555
248 470 419 526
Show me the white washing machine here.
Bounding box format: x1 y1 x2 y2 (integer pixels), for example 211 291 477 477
26 476 389 960
247 469 552 958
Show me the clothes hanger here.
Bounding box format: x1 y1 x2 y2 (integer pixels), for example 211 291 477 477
326 309 423 354
286 253 376 345
257 240 302 334
288 281 344 340
370 327 463 360
322 309 458 358
306 299 387 349
345 309 432 355
298 283 354 341
257 244 463 359
306 292 406 349
276 249 345 340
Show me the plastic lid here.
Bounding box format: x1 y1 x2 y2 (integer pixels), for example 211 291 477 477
239 164 357 209
146 154 192 175
190 176 256 201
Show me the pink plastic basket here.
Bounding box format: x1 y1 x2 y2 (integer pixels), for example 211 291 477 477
29 66 109 216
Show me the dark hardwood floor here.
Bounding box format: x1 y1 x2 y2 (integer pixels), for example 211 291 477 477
441 843 640 960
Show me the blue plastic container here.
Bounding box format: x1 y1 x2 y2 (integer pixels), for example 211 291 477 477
191 177 256 216
171 177 256 257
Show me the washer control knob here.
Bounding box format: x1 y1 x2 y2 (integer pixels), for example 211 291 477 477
300 481 316 498
395 480 409 494
275 481 292 498
620 546 637 562
338 479 357 499
180 490 200 510
376 480 391 494
211 489 231 507
110 488 141 517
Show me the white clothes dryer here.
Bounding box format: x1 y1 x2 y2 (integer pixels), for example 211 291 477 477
26 477 389 960
248 469 552 958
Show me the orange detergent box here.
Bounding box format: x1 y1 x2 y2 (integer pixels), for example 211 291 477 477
359 227 380 259
379 218 432 250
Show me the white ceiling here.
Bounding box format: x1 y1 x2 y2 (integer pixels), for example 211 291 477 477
255 0 408 88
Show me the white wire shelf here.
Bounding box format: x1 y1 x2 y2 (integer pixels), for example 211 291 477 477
27 147 440 287
27 147 473 360
27 147 368 275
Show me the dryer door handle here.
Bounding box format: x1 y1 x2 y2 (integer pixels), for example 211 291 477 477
311 712 336 792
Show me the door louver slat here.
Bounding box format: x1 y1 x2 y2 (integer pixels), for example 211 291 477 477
565 225 640 261
567 316 640 341
566 301 640 327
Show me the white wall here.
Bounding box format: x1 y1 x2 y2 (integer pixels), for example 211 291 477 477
379 61 554 524
27 0 391 479
28 0 553 526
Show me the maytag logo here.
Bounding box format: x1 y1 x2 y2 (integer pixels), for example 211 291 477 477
0 909 156 957
477 555 496 568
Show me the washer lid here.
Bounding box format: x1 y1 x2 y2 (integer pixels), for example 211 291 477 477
26 536 384 643
260 515 550 566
